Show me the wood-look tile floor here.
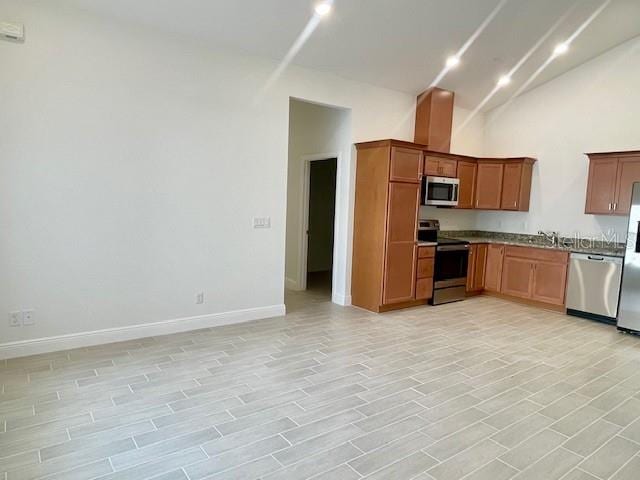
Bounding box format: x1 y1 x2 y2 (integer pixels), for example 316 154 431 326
3 293 640 480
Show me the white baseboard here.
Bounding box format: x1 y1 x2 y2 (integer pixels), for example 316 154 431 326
332 292 352 306
0 304 286 360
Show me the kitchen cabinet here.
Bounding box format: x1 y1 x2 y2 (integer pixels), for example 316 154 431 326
352 140 423 312
383 182 421 304
390 147 423 183
425 155 457 178
500 246 569 306
466 243 487 293
615 156 640 215
457 160 477 209
586 152 640 215
414 87 455 153
501 161 534 211
532 260 568 305
416 246 435 300
352 139 537 312
484 244 505 292
501 257 535 299
474 159 534 211
475 162 504 209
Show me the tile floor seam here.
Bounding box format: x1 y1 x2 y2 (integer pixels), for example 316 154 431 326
604 452 640 480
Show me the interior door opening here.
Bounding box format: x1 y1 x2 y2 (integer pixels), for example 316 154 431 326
306 158 337 296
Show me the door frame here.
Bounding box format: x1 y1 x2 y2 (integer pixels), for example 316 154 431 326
297 153 340 293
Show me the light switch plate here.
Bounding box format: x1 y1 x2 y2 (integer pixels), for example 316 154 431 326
253 217 271 229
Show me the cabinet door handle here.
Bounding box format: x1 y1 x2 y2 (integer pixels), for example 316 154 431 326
614 203 618 210
608 203 612 211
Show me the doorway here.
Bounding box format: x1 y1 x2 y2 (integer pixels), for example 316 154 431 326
305 158 337 295
284 98 352 308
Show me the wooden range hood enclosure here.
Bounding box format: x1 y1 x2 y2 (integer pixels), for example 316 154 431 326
414 87 455 153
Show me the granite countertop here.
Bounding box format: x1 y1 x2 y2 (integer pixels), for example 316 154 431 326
439 231 626 257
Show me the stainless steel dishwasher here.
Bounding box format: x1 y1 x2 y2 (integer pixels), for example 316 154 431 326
566 253 623 324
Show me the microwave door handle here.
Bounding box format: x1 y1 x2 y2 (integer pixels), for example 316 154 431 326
452 184 459 202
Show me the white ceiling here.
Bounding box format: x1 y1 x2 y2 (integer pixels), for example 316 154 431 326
56 0 640 110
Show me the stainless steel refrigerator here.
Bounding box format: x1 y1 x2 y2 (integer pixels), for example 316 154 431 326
618 182 640 333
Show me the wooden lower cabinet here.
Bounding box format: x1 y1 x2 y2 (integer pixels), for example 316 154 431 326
532 261 568 305
484 244 505 292
501 257 534 299
383 243 417 304
415 246 435 301
500 246 569 306
466 244 487 293
416 278 434 300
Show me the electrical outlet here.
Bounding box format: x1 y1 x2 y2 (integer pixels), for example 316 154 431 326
22 310 35 326
9 311 22 327
196 293 204 305
253 217 271 229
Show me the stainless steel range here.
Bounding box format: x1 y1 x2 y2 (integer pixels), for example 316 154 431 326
417 220 470 305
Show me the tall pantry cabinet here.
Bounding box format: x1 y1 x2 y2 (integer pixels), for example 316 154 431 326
352 140 424 312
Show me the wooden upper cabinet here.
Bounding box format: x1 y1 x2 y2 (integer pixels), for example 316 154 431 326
383 182 420 305
424 155 457 178
484 244 505 292
439 159 457 177
424 156 439 176
390 147 422 183
457 161 477 209
585 152 640 215
615 156 640 214
501 163 522 210
585 157 619 214
501 161 533 211
475 162 504 209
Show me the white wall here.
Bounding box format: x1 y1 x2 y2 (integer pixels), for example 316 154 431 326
0 1 416 356
285 100 350 293
480 36 640 240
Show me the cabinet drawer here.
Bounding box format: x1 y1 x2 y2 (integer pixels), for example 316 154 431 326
418 246 436 258
504 246 569 264
417 258 435 279
416 278 434 300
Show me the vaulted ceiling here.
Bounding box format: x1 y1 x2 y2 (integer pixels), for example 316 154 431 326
57 0 640 110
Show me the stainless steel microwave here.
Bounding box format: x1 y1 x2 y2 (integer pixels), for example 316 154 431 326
422 176 459 206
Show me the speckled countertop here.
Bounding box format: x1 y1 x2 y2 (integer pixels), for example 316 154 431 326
439 231 626 257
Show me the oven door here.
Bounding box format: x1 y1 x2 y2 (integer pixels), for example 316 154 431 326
434 245 469 288
423 176 459 206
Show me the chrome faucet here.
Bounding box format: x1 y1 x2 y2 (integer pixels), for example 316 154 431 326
538 230 560 247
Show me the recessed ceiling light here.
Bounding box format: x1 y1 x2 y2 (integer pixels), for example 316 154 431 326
497 75 512 88
553 42 569 56
314 1 332 16
446 56 460 69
